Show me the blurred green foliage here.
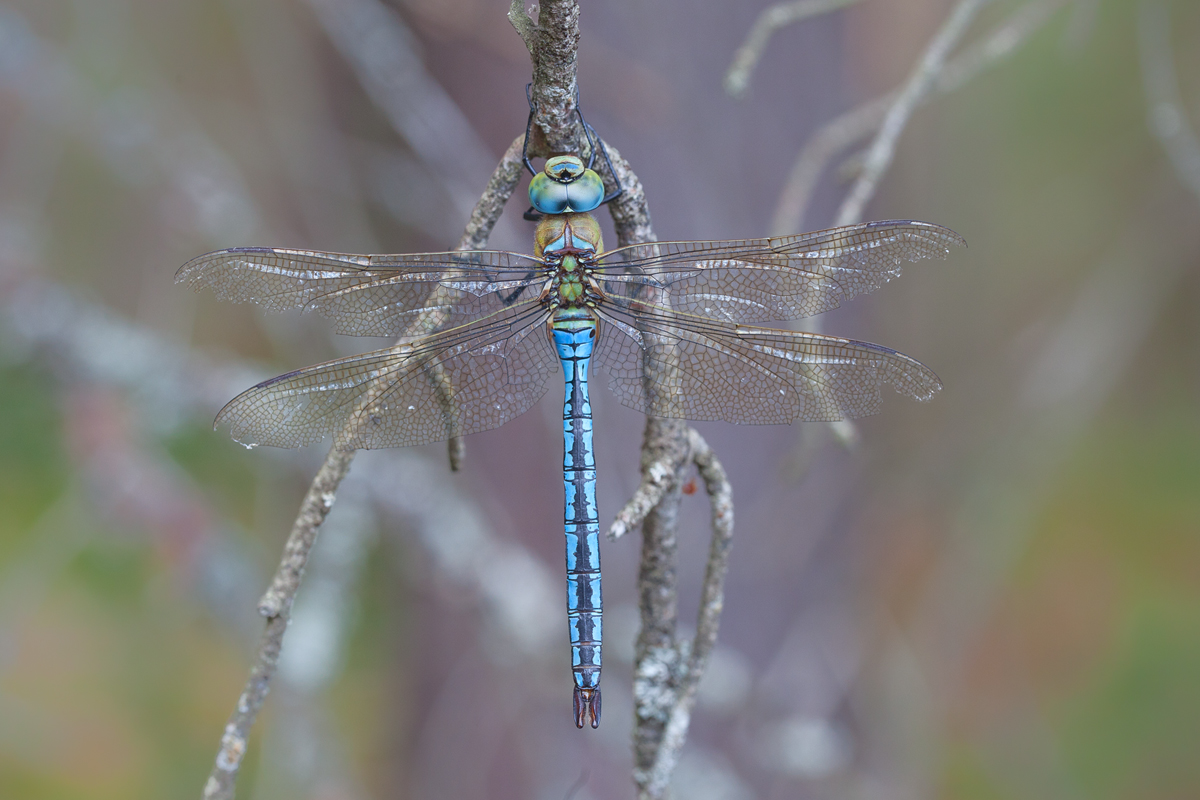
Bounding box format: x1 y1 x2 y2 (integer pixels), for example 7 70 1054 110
0 364 67 549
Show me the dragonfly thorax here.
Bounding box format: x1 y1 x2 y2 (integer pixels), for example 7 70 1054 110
534 212 603 258
536 212 605 312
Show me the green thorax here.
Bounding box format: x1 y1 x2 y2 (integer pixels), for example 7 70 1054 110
535 212 603 324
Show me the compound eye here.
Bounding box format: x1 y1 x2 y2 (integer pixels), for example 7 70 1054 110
544 155 586 183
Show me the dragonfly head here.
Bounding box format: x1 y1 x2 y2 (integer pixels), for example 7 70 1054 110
529 155 605 215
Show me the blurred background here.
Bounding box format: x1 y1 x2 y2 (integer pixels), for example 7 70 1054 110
0 0 1197 798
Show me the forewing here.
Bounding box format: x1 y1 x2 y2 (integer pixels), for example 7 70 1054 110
594 220 964 323
595 301 940 424
177 247 547 337
215 300 557 449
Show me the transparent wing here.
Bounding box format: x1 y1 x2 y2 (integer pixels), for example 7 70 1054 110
215 299 557 449
595 300 940 424
594 220 964 323
177 247 548 337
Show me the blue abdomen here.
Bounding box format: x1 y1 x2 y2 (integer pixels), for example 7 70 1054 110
552 311 602 728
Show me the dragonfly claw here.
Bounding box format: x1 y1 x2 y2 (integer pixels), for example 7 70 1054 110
573 687 601 729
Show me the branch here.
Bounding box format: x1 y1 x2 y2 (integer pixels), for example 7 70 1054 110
596 141 722 794
608 455 674 541
599 125 701 800
1137 0 1200 201
200 12 529 800
520 4 735 795
458 135 527 252
202 447 354 800
835 0 993 227
772 0 1067 235
508 0 537 54
529 0 583 157
725 0 863 98
770 94 892 236
303 0 501 221
782 0 993 449
640 430 734 797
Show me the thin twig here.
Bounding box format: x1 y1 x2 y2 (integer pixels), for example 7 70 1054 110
936 0 1064 95
303 0 502 222
202 448 354 800
608 455 674 541
770 95 892 237
597 129 702 800
641 429 734 797
507 0 537 54
199 25 528 800
835 0 992 227
772 0 1066 235
1137 0 1200 201
458 135 526 252
257 450 356 617
725 0 862 97
801 0 991 449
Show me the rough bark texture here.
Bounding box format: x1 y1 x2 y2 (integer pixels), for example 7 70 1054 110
200 54 530 800
202 447 354 800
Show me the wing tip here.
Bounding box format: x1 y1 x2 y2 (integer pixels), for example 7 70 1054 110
863 219 967 253
174 247 283 290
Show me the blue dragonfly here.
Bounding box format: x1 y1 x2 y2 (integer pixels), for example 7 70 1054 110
178 151 963 728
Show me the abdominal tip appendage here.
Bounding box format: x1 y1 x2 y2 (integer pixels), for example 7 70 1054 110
573 687 601 729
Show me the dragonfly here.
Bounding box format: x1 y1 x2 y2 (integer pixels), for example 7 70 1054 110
178 150 964 729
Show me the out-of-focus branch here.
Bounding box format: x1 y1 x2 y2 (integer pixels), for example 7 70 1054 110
4 272 559 649
887 191 1200 799
1138 0 1200 201
0 7 544 794
724 0 862 98
772 0 1066 236
770 95 891 237
781 0 991 450
835 0 991 226
303 0 502 222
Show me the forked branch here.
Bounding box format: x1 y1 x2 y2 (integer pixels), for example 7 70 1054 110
725 0 863 97
836 0 993 226
771 0 1067 235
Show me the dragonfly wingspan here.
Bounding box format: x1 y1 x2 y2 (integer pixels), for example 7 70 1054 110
177 248 547 337
596 302 941 424
594 220 964 323
215 300 557 449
